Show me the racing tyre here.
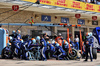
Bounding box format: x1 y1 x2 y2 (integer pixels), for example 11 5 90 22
1 46 13 59
68 49 77 60
92 48 97 59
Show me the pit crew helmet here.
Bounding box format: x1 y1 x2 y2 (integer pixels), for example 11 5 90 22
17 30 21 34
31 38 36 44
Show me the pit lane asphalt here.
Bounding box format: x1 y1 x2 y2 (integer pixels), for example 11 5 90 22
0 53 100 66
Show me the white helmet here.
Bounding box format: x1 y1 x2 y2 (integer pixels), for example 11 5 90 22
20 39 24 43
17 30 21 34
58 33 61 36
65 42 68 45
86 32 91 38
89 32 93 37
31 38 36 44
9 36 13 41
55 43 59 47
36 36 40 41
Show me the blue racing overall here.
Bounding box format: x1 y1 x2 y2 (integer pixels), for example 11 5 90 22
21 40 32 59
56 46 66 60
16 34 22 41
47 43 55 57
11 39 22 57
40 38 47 61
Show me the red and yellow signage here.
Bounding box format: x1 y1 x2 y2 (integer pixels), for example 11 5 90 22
75 14 81 19
22 0 100 13
92 16 97 20
68 1 84 10
12 5 19 11
85 3 95 12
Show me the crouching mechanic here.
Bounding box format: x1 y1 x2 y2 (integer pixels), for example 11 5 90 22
55 43 66 60
21 38 37 60
62 40 69 52
14 39 23 58
84 32 94 62
10 36 23 58
40 34 47 61
62 40 69 59
47 41 55 58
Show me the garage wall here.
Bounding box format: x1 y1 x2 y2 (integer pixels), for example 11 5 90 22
0 8 100 36
0 8 37 35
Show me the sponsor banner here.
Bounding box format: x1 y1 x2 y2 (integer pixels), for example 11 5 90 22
41 15 51 22
96 5 100 12
84 3 96 12
61 17 69 23
22 0 100 13
77 19 85 25
68 1 84 10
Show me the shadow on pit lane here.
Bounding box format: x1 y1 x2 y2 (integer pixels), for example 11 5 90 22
16 62 24 64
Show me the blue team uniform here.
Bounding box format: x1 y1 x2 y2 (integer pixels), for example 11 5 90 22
62 40 69 53
21 40 32 59
40 38 47 61
47 43 55 57
11 38 22 57
56 46 66 60
16 34 22 41
47 43 55 52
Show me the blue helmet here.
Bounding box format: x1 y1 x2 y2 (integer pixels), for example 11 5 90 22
36 36 40 41
31 38 36 44
55 43 59 47
12 30 16 34
47 41 51 44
